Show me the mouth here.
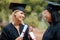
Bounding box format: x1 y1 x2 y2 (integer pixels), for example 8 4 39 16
18 17 24 21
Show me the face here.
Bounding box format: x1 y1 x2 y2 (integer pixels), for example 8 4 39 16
14 10 25 22
43 10 52 22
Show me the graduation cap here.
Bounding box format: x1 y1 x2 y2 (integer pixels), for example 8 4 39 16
45 2 60 12
9 3 26 12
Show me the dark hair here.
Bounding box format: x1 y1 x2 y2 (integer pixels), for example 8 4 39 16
50 10 60 24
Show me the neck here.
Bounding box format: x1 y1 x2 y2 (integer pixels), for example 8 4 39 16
12 19 21 26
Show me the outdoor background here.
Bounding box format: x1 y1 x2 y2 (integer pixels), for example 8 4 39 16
0 0 60 40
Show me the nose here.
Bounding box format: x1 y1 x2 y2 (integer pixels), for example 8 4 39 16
22 14 25 18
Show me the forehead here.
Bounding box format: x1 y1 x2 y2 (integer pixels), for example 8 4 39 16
44 10 51 13
14 10 25 14
42 10 51 15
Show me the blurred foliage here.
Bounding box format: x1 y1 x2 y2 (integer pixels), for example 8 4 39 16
0 0 60 30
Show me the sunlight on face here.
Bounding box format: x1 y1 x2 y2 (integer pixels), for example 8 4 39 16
43 10 52 22
14 10 25 21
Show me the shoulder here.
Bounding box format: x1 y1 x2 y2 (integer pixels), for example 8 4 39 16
2 23 12 31
55 23 60 30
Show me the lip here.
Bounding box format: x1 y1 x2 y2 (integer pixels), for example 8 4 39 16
19 17 24 20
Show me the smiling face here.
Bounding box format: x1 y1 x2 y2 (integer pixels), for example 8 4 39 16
43 10 52 23
14 10 25 22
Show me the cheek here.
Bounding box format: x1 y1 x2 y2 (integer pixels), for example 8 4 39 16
45 14 52 22
46 14 51 18
44 12 51 18
15 13 25 20
15 13 21 18
44 12 51 20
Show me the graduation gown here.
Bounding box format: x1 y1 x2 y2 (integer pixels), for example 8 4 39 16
42 2 60 40
0 23 32 40
42 22 60 40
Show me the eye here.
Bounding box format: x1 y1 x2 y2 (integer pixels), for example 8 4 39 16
21 12 25 15
21 13 24 14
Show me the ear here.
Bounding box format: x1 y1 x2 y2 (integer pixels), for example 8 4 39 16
14 13 16 16
13 10 18 17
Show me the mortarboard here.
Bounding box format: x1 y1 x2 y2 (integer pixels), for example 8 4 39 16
45 2 60 12
45 2 60 24
9 3 26 12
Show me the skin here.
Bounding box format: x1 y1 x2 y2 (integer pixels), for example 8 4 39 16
12 10 25 40
13 10 25 26
43 10 52 23
13 10 35 40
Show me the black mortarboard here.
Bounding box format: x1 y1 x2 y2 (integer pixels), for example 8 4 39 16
45 2 60 24
45 2 60 12
9 3 26 12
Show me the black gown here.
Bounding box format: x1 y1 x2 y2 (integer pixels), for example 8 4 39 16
42 22 60 40
0 23 32 40
42 11 60 40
